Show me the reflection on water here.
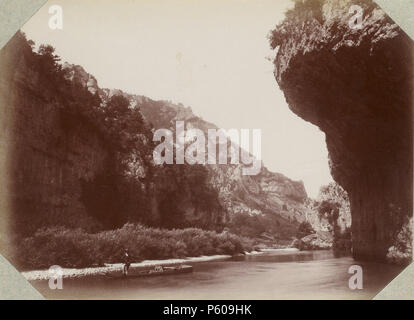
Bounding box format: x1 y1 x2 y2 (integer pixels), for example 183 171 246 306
32 250 403 300
239 249 339 263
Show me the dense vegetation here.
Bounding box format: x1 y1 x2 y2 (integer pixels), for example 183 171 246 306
296 221 315 239
17 224 253 269
227 211 297 239
269 0 377 50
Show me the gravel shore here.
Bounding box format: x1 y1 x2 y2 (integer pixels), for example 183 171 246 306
22 254 233 281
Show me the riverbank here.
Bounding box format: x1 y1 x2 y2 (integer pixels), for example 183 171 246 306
15 224 256 270
22 248 301 281
22 254 234 281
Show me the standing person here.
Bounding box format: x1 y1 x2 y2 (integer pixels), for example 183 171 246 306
123 248 131 276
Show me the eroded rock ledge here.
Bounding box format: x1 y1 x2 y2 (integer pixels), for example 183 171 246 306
271 0 413 263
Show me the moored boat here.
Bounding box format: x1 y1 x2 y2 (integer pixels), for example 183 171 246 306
106 264 193 279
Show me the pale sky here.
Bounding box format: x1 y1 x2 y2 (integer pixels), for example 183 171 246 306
22 0 333 197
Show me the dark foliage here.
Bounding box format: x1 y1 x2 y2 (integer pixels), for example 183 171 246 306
296 221 315 238
16 224 253 269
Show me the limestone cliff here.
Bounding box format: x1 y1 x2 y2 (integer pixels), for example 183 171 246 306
0 34 111 237
270 0 413 262
306 182 351 233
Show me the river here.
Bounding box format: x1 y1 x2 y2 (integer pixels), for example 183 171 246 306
31 250 403 299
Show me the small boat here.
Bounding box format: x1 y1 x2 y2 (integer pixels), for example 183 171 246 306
140 265 193 277
106 264 193 279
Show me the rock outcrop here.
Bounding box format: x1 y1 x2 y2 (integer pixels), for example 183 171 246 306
271 0 413 262
292 232 333 251
0 35 111 237
306 182 351 233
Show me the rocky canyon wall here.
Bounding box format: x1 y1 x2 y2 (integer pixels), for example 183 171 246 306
271 0 413 263
0 34 111 237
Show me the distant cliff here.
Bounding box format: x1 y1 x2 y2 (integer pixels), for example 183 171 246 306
64 62 311 237
270 0 413 263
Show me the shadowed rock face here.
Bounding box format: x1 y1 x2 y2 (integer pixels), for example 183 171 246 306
271 0 413 262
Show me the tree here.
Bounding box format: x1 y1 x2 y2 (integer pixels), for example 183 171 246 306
269 0 324 49
316 183 352 254
105 95 130 119
296 221 315 238
317 200 340 229
37 44 64 82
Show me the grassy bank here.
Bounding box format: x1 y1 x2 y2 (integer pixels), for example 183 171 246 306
16 223 253 269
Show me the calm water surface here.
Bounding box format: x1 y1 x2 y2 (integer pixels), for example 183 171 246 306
32 250 403 299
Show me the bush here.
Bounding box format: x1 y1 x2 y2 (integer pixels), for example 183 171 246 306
296 221 315 238
15 223 253 269
386 218 412 265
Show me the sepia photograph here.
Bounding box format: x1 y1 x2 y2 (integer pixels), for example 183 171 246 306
0 0 412 301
